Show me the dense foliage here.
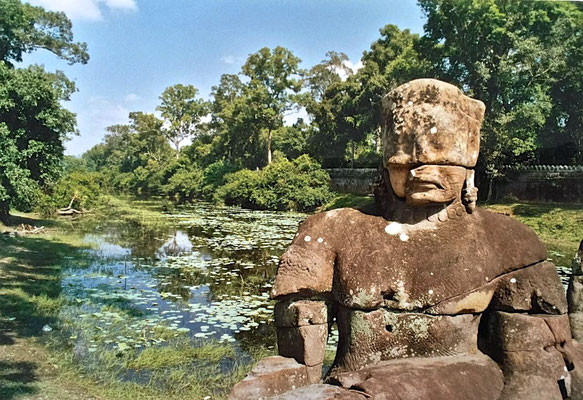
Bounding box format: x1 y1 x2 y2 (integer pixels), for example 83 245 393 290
75 0 583 209
37 170 102 216
3 0 583 216
417 0 583 197
0 0 88 221
216 155 332 212
0 63 78 217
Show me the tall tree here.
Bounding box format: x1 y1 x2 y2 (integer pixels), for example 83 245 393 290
0 0 88 222
0 0 89 65
417 0 583 198
306 29 424 167
157 84 209 158
0 64 78 220
89 113 173 195
241 46 303 164
302 51 353 167
306 51 352 102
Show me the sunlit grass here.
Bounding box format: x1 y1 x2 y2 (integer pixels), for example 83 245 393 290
322 192 375 211
127 339 236 370
484 202 583 267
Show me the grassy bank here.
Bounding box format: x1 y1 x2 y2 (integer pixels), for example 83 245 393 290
322 193 375 211
483 202 583 268
0 198 266 400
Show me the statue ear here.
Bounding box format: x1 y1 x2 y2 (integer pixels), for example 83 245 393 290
462 169 478 214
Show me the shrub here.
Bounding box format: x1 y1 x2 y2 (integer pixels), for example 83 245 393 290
354 149 382 168
37 171 102 216
200 160 240 201
162 166 204 203
216 155 332 212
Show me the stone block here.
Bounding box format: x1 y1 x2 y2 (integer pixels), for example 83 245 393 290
272 384 367 400
570 312 583 342
482 311 556 353
498 374 566 400
383 79 484 168
570 341 583 400
305 363 323 384
490 261 567 314
330 354 503 400
569 275 583 313
277 325 327 367
274 300 328 327
480 312 573 400
332 306 480 373
228 356 314 400
425 281 496 314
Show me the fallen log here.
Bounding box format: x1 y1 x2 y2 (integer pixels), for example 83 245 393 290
57 207 84 216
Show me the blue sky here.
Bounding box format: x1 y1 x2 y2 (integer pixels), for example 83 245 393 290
22 0 425 155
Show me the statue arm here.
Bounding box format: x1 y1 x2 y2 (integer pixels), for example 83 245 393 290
270 213 339 383
481 261 575 398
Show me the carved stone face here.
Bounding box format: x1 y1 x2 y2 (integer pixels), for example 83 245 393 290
381 79 486 208
388 164 467 206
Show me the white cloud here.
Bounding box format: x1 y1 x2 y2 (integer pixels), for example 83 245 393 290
27 0 137 21
87 96 131 127
332 59 364 82
284 107 309 127
124 93 141 103
103 0 137 11
344 59 364 74
221 55 245 65
221 55 236 65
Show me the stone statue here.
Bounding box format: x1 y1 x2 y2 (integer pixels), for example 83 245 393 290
569 240 583 342
230 79 583 400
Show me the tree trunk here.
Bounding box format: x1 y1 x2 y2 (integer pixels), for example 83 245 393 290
351 141 355 169
487 177 493 203
267 129 272 165
0 201 9 224
375 127 382 153
175 141 180 159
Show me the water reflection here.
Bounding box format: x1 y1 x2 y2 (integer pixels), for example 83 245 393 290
60 202 309 359
157 230 193 257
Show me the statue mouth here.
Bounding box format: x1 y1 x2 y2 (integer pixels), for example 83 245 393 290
409 179 444 191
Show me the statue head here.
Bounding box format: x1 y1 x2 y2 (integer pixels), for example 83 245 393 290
381 79 485 211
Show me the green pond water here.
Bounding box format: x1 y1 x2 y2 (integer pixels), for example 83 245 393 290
56 201 339 381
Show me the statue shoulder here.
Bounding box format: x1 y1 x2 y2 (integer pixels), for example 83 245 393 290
472 207 547 265
270 209 357 299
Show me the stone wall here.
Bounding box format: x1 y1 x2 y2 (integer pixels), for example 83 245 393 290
326 168 377 195
497 165 583 203
327 166 583 203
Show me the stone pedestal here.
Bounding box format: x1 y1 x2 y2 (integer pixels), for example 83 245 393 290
228 356 320 400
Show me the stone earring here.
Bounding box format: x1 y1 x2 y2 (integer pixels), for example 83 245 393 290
462 169 478 214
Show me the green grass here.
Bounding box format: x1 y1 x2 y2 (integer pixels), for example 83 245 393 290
127 339 236 370
484 202 583 267
322 192 375 211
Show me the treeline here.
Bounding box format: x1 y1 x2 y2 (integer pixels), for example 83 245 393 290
2 1 583 219
75 0 583 208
